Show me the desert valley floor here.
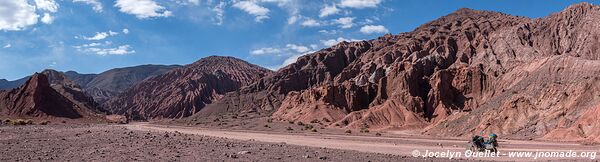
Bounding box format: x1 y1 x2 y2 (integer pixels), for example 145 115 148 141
1 122 598 161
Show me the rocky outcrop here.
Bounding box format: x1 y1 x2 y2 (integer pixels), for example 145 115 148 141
191 3 600 142
103 56 272 119
0 73 105 120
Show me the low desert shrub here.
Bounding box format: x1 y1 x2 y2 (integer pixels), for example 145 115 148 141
38 120 50 125
305 124 313 130
9 119 33 125
360 128 370 133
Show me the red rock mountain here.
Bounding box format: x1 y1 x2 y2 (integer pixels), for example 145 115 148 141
193 3 600 142
103 56 272 119
0 73 105 120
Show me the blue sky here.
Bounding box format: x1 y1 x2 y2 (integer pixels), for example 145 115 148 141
0 0 598 80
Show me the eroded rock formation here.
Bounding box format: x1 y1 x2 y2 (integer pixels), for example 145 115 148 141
192 3 600 142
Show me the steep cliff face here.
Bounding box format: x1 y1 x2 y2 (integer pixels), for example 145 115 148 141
0 73 104 120
192 3 600 142
103 56 272 119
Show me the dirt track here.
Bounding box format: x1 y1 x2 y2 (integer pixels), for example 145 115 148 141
125 123 600 161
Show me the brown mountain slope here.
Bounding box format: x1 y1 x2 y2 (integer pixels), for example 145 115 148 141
191 3 600 142
0 73 105 120
103 56 272 120
83 64 181 103
41 70 106 114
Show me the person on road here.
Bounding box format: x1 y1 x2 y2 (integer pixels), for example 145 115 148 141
486 133 499 147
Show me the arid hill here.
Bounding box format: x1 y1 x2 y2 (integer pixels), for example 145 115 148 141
103 56 272 119
0 73 105 121
191 3 600 142
79 65 182 103
0 65 180 104
41 70 105 114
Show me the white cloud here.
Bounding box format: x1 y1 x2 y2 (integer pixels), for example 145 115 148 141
334 17 355 29
86 32 108 40
339 0 382 9
73 0 103 12
0 0 39 31
187 0 200 5
286 44 309 53
320 37 362 46
114 0 172 19
83 30 119 40
34 0 59 25
319 4 340 18
259 0 293 6
359 25 388 34
287 15 299 24
108 30 118 36
301 18 322 27
232 1 270 22
83 42 102 47
360 18 375 25
251 47 282 55
250 44 311 56
97 45 135 55
318 29 339 35
280 53 305 68
250 43 316 70
212 2 226 25
73 41 112 49
40 13 54 24
3 44 11 48
76 43 134 55
34 0 59 13
122 28 129 34
173 0 199 5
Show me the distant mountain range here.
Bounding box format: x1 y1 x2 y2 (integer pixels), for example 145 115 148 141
103 56 272 119
0 56 269 121
0 64 181 103
0 77 29 90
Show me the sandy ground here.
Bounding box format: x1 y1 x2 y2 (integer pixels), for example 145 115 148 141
127 122 600 161
1 122 598 161
1 124 449 162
